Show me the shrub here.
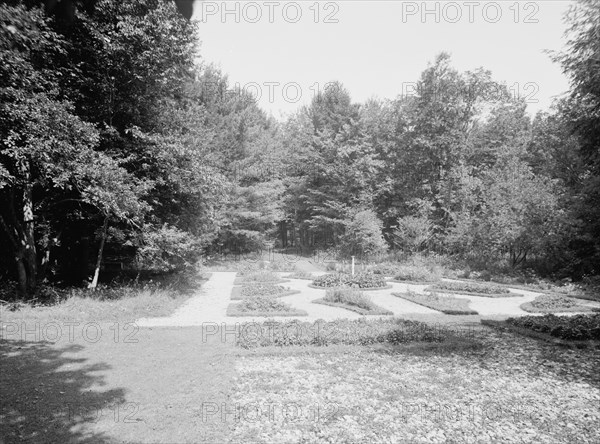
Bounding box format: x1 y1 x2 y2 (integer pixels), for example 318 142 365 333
312 272 387 289
393 265 441 283
506 314 600 341
323 287 375 311
431 281 510 295
234 318 453 348
370 263 400 276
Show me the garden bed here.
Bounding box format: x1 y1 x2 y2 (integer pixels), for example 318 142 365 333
312 287 393 315
227 296 307 317
230 284 300 300
520 294 600 313
312 298 392 315
426 280 518 298
482 315 600 348
393 291 478 315
308 283 392 291
233 318 455 348
389 279 439 285
310 272 391 290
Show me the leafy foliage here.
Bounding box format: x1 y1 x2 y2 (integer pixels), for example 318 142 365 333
430 281 510 295
506 314 600 341
234 318 447 348
312 272 387 289
322 287 375 311
393 291 477 315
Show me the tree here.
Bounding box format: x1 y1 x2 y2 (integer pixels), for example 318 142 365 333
0 4 143 296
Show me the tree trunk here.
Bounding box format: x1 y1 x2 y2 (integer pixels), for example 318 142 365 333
88 216 109 290
21 160 38 294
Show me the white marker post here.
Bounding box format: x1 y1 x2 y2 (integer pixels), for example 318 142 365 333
351 256 355 276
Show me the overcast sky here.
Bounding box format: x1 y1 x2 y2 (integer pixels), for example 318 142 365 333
192 1 573 119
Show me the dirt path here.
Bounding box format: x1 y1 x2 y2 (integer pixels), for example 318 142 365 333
0 325 234 443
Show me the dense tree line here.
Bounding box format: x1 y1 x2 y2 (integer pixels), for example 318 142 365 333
1 0 599 299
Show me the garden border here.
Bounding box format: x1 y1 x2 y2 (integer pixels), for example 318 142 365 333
308 283 393 291
312 298 393 316
226 303 308 317
392 292 478 315
481 319 600 349
233 278 290 286
425 287 520 298
230 286 301 300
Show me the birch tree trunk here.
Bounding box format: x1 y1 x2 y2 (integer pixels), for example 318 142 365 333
88 216 109 290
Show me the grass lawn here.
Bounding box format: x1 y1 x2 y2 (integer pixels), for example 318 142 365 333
0 274 206 325
520 294 600 313
393 291 478 315
229 326 600 443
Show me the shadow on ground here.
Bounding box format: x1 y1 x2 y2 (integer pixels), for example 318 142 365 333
0 339 125 443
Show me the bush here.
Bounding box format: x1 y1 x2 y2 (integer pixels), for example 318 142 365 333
234 318 453 348
323 287 375 311
393 265 442 283
506 314 600 341
370 263 400 276
431 281 510 295
312 272 387 289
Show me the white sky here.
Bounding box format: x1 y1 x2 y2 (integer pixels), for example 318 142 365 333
192 1 573 119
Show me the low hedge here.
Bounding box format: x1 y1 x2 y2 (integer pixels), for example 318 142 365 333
393 291 478 315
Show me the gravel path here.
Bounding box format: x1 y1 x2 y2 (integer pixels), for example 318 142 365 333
137 272 599 327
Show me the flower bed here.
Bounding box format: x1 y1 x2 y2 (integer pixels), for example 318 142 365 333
503 314 600 341
230 284 300 300
233 271 289 285
234 318 452 348
427 281 517 297
393 291 478 315
310 272 391 290
312 287 393 315
520 294 600 313
227 296 307 317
